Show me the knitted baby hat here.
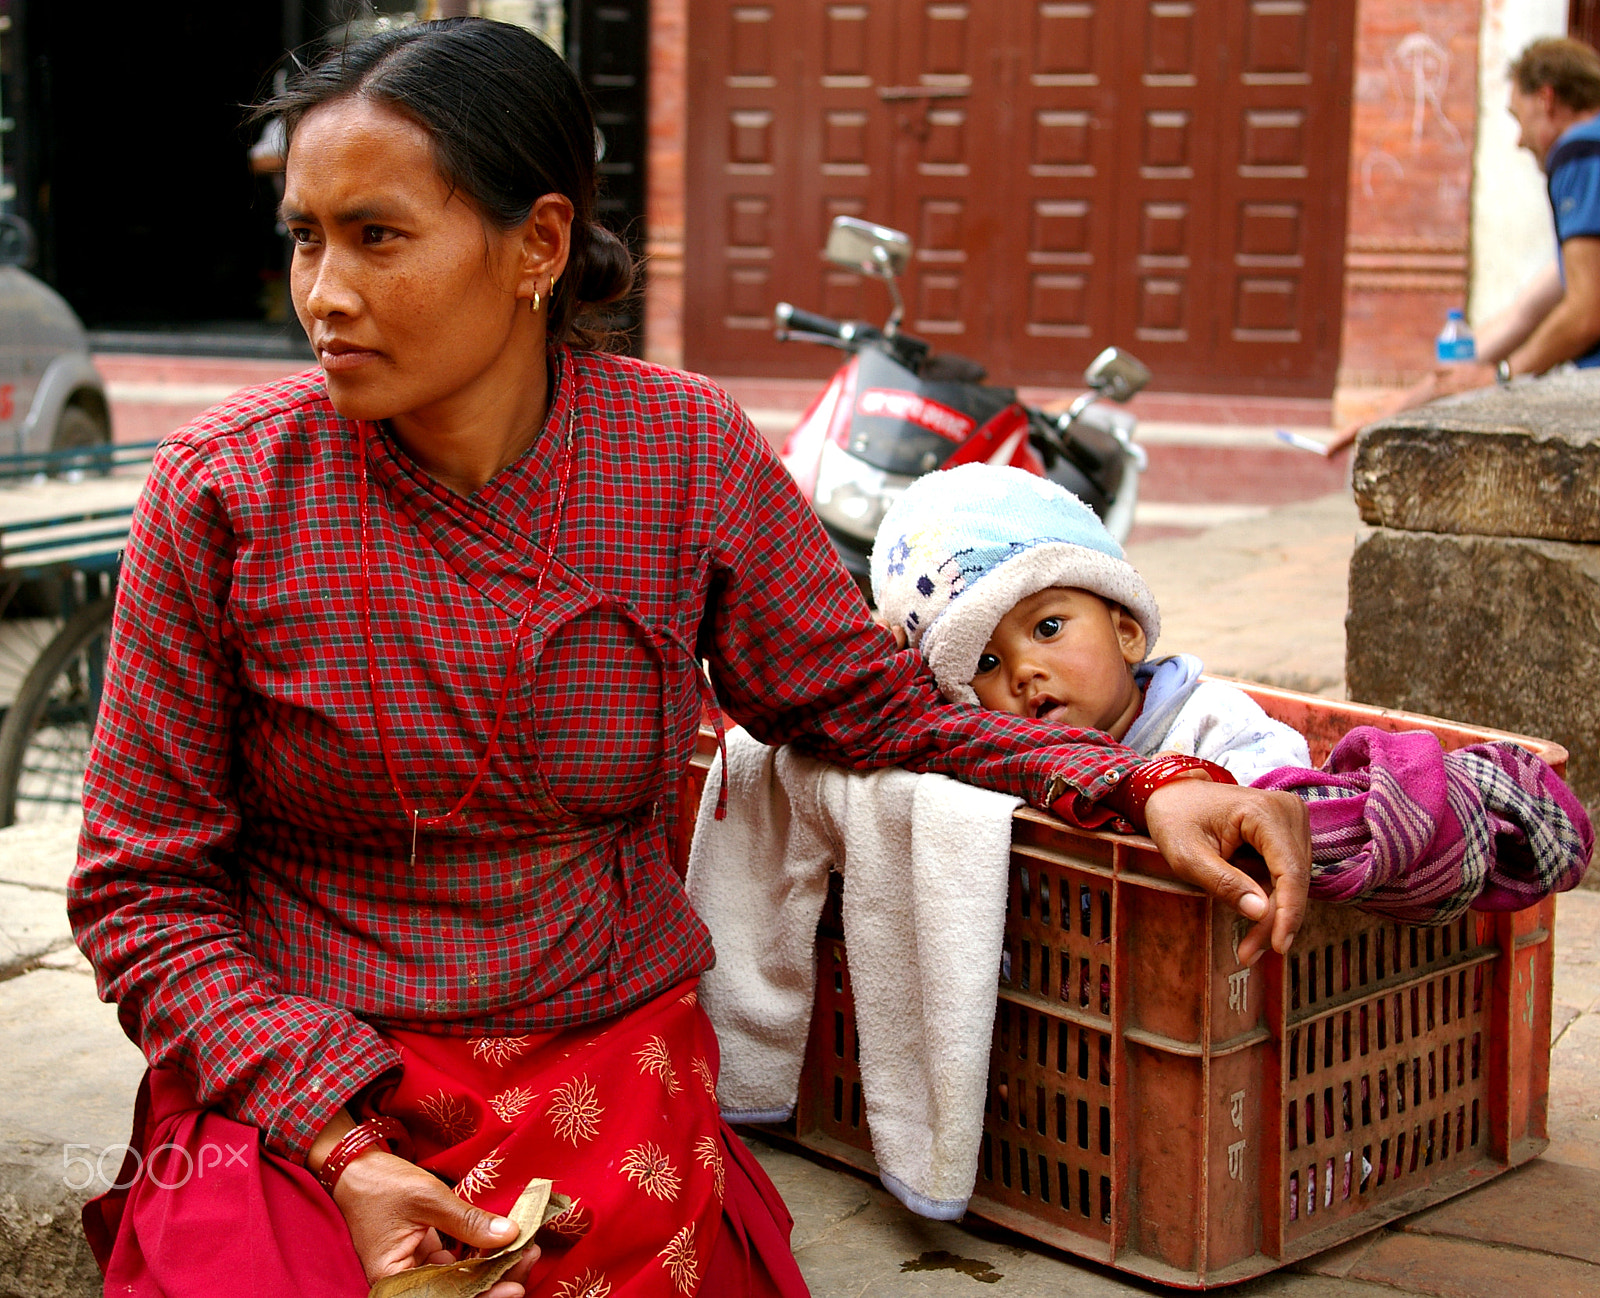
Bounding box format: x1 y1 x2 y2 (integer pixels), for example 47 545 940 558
869 464 1161 705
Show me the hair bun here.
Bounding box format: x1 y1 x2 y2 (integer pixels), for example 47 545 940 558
573 224 635 308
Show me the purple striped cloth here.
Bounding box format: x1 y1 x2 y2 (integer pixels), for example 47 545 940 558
1252 727 1593 925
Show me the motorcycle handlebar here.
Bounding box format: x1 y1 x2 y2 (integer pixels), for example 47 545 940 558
772 302 919 366
774 302 851 340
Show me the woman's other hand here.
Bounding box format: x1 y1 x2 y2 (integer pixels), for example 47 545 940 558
308 1110 537 1298
1141 776 1311 967
334 1149 537 1293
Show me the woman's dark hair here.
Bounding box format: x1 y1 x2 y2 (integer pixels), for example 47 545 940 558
255 18 634 349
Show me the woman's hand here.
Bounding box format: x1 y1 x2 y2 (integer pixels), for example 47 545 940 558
307 1112 537 1294
1141 775 1311 967
319 1141 537 1297
334 1149 537 1293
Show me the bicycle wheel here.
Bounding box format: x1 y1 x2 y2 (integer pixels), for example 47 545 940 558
0 595 114 827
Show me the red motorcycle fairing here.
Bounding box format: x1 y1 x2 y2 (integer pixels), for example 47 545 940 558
944 403 1046 476
780 355 859 501
854 387 975 442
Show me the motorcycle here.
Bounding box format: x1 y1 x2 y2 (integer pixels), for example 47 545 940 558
776 216 1150 600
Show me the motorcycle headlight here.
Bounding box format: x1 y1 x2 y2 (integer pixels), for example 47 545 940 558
810 439 912 542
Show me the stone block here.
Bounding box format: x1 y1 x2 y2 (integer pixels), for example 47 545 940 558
1290 1230 1381 1277
0 817 80 892
1555 892 1600 1015
1130 492 1357 696
1345 526 1600 828
0 819 80 977
1352 372 1600 542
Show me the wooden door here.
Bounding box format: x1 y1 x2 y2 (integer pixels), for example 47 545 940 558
877 2 1003 348
1198 0 1356 391
683 0 1355 395
1572 0 1600 51
996 2 1128 380
683 2 895 377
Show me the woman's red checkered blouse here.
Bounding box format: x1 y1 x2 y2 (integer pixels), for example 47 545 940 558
69 349 1138 1159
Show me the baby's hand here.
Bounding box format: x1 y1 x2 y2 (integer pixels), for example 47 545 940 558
871 612 908 651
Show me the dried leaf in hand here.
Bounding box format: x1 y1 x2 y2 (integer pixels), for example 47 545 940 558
368 1178 555 1298
366 1251 527 1298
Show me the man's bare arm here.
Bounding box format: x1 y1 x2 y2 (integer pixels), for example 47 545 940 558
1506 237 1600 375
1420 238 1600 402
1476 259 1564 363
1320 249 1593 456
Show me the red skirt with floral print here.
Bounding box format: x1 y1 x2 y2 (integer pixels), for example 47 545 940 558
83 983 808 1297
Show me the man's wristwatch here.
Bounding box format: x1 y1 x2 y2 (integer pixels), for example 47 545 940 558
1496 359 1513 386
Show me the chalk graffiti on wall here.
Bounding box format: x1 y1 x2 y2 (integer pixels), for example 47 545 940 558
1361 150 1405 199
1359 27 1469 200
1389 32 1467 153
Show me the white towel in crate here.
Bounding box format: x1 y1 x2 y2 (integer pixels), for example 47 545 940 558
687 726 1020 1220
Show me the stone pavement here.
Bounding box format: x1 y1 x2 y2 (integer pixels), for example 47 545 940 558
1 492 1596 1296
1126 490 1359 698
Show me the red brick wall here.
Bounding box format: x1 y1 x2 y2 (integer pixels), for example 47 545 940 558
645 0 688 368
1340 0 1481 388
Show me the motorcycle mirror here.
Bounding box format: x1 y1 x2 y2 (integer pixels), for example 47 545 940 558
825 217 912 279
1083 347 1152 403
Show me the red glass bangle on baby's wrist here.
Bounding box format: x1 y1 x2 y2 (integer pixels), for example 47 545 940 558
315 1116 413 1195
1105 754 1237 825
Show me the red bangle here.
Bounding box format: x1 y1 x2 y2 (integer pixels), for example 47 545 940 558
1106 755 1237 824
316 1116 413 1195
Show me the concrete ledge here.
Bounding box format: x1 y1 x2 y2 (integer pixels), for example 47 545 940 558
1346 526 1600 827
1353 372 1600 542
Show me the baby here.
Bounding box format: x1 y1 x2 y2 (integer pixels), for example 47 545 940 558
869 463 1310 783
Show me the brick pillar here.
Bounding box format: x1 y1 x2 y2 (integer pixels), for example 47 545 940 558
1337 0 1481 419
645 0 688 369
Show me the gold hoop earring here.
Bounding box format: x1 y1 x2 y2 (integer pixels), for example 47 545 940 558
531 287 542 313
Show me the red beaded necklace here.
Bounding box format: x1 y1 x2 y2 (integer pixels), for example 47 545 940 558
355 403 576 865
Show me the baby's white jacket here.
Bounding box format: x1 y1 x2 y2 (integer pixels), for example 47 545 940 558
1124 654 1310 784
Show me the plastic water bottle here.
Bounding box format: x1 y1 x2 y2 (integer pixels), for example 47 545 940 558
1435 309 1476 364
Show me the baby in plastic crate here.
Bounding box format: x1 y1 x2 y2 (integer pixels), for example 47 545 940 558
869 462 1309 786
870 464 1592 922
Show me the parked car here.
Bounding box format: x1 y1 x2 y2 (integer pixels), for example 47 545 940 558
0 214 117 825
0 216 111 465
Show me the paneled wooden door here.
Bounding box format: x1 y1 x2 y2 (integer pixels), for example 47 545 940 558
682 1 1356 395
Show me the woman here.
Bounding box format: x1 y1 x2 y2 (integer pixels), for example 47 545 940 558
69 19 1311 1297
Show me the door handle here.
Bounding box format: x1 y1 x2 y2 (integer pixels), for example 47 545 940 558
876 86 969 101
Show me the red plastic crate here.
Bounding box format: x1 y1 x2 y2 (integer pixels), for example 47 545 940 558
673 684 1566 1287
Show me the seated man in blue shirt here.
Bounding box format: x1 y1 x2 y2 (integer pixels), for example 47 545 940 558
1328 37 1600 451
1459 36 1600 385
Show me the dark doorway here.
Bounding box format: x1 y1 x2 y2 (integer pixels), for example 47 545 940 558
8 1 650 355
571 0 650 351
14 1 298 344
